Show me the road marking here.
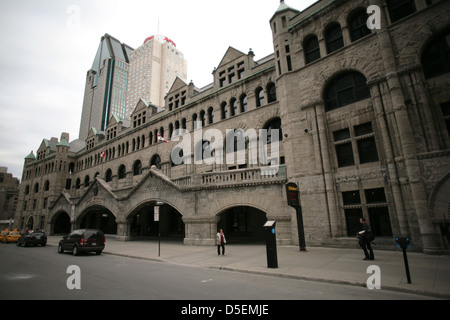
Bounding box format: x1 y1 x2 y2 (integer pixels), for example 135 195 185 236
4 273 35 281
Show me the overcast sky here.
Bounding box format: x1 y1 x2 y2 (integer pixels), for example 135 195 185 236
0 0 316 179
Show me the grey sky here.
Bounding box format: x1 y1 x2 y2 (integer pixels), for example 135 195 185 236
0 0 315 179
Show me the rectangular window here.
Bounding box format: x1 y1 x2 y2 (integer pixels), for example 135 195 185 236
334 128 354 167
368 207 393 236
355 122 379 164
286 55 292 71
336 143 355 167
357 138 379 163
365 188 386 203
342 190 361 205
345 208 363 236
387 0 416 23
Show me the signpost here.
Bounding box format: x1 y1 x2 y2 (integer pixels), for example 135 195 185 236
286 182 306 251
154 205 160 256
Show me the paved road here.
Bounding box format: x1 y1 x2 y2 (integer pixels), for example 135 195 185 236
0 244 438 301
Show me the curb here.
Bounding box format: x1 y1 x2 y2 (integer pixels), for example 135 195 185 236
47 242 450 299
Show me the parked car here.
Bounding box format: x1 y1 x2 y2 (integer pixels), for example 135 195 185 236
2 230 21 243
58 229 105 256
0 230 8 242
17 230 47 247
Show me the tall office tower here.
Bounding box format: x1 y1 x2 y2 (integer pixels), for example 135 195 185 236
125 34 187 117
79 34 134 141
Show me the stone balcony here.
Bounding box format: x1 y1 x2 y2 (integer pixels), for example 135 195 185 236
172 165 287 190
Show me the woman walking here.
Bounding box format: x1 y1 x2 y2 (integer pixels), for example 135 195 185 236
217 229 226 256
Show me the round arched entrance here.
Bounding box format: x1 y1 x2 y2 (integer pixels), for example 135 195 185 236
26 216 34 230
217 206 267 243
78 206 117 235
52 211 71 234
128 201 184 241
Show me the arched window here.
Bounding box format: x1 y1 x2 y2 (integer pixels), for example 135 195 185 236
230 98 238 116
422 29 450 79
208 107 214 124
348 9 371 42
44 180 50 191
84 175 90 187
133 160 142 176
192 113 198 129
221 102 228 119
200 110 206 127
325 23 344 54
324 71 371 111
304 35 320 64
169 123 174 139
267 83 277 103
264 118 283 144
118 165 126 179
105 169 112 182
256 88 265 107
240 94 248 113
150 154 161 170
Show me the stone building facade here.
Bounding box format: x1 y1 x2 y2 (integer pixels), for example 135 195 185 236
14 0 450 253
0 167 19 230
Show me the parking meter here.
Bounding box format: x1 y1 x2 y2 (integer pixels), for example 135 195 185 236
264 221 278 268
395 237 411 249
395 236 412 284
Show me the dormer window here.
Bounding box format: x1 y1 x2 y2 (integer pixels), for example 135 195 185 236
218 61 245 88
106 126 117 141
133 111 146 128
168 90 187 111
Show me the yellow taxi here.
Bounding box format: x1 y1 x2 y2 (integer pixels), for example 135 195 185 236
2 229 21 243
0 230 9 242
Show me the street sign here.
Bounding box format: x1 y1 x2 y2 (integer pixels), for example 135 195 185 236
154 206 159 221
286 182 300 208
285 182 306 251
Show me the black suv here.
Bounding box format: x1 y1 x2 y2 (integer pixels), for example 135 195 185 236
17 230 47 247
58 229 105 256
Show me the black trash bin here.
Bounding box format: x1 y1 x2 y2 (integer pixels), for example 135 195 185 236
264 220 278 268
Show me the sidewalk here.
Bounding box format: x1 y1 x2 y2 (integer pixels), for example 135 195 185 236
47 236 450 299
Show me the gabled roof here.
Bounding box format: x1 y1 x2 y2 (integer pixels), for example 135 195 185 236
25 151 35 160
107 114 121 127
217 47 246 69
87 127 103 139
57 137 70 148
131 98 151 115
168 77 188 94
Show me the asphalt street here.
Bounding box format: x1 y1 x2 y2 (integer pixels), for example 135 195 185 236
0 243 439 301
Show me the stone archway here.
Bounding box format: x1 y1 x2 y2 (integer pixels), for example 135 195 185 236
52 211 71 234
216 206 268 243
429 173 450 250
127 201 184 241
77 205 117 235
